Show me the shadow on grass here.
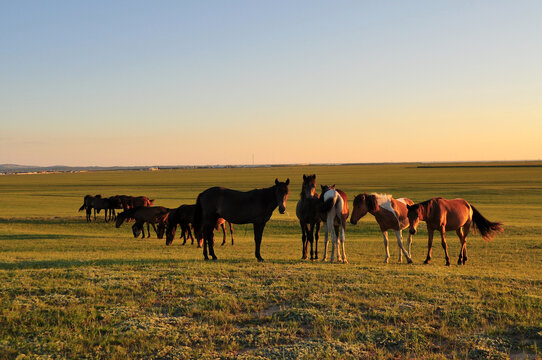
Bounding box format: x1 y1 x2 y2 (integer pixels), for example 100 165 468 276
0 217 107 225
0 256 317 270
0 234 98 241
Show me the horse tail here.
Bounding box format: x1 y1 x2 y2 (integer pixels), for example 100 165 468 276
78 203 86 212
471 205 503 241
79 195 90 211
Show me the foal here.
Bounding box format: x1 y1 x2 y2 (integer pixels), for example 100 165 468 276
296 174 321 260
320 185 349 263
350 193 414 263
407 198 503 265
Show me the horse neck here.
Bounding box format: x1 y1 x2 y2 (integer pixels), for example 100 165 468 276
418 203 429 220
261 186 279 211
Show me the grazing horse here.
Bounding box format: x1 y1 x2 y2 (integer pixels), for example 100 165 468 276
159 205 234 247
193 178 290 261
296 174 321 260
320 185 349 263
116 206 169 239
350 193 414 263
407 198 503 266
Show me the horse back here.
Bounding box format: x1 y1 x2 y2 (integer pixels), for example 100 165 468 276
428 198 471 229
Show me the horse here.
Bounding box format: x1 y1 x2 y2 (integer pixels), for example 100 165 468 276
159 205 235 247
193 178 289 261
407 198 503 266
78 195 116 222
115 206 170 239
296 174 321 260
320 185 349 263
350 193 414 263
114 195 154 211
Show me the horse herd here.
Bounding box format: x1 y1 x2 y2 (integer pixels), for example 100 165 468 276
79 175 503 266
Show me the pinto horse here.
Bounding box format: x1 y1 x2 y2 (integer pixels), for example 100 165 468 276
296 174 322 260
407 198 503 266
351 193 414 263
193 178 289 261
320 185 349 263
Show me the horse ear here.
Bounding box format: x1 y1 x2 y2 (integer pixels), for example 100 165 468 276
275 178 279 185
321 185 325 190
285 178 289 185
303 175 307 181
407 204 412 210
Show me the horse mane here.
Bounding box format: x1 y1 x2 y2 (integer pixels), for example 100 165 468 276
371 193 393 206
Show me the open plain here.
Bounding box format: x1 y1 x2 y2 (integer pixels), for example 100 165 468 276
0 164 541 359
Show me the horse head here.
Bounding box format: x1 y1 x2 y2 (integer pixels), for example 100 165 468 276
351 193 376 224
301 174 317 199
115 212 126 228
406 204 422 235
155 212 169 240
274 178 290 214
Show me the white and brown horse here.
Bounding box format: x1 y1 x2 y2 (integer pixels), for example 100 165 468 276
350 193 414 263
320 185 349 263
407 197 503 266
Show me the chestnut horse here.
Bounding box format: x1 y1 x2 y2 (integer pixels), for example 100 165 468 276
350 193 414 263
407 198 503 265
296 174 321 260
320 185 349 263
193 178 289 261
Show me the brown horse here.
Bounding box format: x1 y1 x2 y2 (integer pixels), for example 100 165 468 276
159 205 234 247
78 195 116 222
296 174 322 260
113 195 154 211
407 198 503 266
320 185 349 263
351 193 414 263
116 206 169 239
193 178 289 261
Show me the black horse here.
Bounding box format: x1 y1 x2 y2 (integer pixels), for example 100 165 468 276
296 174 322 260
116 206 169 239
193 178 290 261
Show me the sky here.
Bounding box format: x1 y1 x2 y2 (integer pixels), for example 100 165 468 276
1 1 541 166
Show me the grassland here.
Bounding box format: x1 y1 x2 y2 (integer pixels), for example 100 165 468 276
0 164 541 359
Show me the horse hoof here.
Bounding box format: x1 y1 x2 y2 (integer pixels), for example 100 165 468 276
445 262 450 266
424 260 430 264
257 258 265 263
383 258 389 264
407 258 413 264
343 260 348 264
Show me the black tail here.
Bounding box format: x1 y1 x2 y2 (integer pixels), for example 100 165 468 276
321 197 335 214
78 203 86 212
193 193 204 240
471 205 503 241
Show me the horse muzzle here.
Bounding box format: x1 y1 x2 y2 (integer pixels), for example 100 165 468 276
409 228 417 235
278 205 286 214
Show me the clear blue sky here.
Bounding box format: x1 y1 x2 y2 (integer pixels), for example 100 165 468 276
1 1 541 166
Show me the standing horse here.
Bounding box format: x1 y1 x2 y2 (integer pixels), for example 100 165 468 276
193 178 289 261
78 195 115 222
350 193 414 263
407 198 503 266
320 185 349 263
296 174 321 260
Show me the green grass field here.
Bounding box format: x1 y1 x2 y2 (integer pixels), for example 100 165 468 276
1 164 541 359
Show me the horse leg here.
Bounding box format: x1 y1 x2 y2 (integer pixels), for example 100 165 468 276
456 228 465 265
229 222 234 245
440 226 450 266
314 221 320 259
253 222 266 262
407 232 413 258
220 222 226 246
382 231 390 263
204 225 216 260
424 228 434 264
321 221 329 262
308 223 316 260
132 223 140 238
300 222 308 259
395 230 413 264
339 221 347 264
329 218 338 263
462 222 471 264
151 223 157 237
202 227 209 260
